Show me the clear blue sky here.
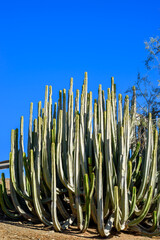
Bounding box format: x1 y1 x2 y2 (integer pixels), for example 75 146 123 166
0 0 159 176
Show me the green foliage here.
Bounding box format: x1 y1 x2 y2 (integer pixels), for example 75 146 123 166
126 36 160 122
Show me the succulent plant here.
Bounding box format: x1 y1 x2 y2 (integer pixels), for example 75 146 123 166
0 72 159 237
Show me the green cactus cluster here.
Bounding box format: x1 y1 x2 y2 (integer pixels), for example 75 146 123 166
0 72 160 237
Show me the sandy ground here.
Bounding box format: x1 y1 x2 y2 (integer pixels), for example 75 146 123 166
0 220 160 240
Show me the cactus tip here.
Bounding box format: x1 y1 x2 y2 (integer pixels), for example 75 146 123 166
118 94 122 101
84 72 88 79
132 86 136 91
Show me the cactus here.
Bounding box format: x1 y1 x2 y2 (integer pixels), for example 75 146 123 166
0 72 159 237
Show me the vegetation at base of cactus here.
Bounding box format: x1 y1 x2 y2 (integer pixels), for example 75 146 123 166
0 184 20 220
1 173 15 211
0 72 159 237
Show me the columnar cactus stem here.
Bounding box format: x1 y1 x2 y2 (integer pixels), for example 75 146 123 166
30 149 52 225
83 72 88 134
127 161 132 189
47 85 52 167
128 186 153 226
75 89 79 113
51 143 61 231
105 99 114 207
67 92 74 188
56 110 74 193
62 89 67 167
82 172 95 232
42 116 51 190
38 101 42 117
128 187 136 218
98 84 104 142
75 113 83 230
97 141 114 237
118 94 123 136
114 186 120 231
87 91 92 159
19 116 26 192
28 102 33 158
80 92 87 175
37 116 42 185
137 113 153 201
111 78 117 163
93 102 98 169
